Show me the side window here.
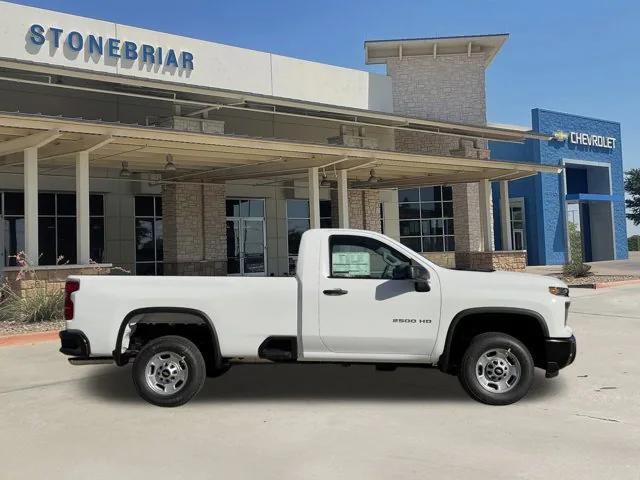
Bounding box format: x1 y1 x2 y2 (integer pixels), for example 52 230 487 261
330 235 411 279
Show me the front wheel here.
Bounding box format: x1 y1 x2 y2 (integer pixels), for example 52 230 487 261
458 332 534 405
132 335 206 407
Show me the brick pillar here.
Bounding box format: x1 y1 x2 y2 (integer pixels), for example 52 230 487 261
346 190 381 232
163 182 227 276
385 54 491 269
203 183 227 275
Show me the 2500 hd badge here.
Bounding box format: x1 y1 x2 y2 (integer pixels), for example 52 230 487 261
393 318 432 324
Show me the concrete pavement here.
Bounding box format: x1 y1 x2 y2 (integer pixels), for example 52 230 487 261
1 285 639 479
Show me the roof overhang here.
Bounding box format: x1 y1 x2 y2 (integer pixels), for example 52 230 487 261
0 59 549 143
365 34 509 66
0 112 560 189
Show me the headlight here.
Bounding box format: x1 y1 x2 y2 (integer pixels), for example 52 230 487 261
549 286 569 297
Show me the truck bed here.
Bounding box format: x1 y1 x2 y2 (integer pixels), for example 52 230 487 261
69 275 299 357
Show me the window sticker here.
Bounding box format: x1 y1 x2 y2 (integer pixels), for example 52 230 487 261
332 252 370 276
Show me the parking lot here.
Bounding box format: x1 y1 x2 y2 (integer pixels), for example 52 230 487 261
1 285 639 480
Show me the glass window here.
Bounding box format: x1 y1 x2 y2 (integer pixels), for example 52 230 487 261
38 193 55 215
287 219 309 256
4 192 24 216
329 235 411 280
3 217 24 266
57 217 77 264
1 192 104 266
90 217 105 263
398 186 454 253
285 199 309 219
286 199 332 274
38 217 56 265
226 199 265 218
134 196 162 275
56 193 75 215
135 196 155 217
90 194 104 216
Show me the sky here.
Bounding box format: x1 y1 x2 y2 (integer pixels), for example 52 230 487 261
13 0 640 235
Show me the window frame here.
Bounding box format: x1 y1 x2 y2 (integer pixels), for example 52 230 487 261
398 186 455 253
1 191 105 267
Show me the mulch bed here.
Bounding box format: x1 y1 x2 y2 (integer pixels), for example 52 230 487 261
0 319 65 336
548 274 640 287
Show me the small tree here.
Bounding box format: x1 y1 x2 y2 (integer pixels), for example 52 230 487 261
625 169 640 226
563 221 591 277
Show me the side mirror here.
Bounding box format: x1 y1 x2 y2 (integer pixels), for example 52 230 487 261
410 265 430 292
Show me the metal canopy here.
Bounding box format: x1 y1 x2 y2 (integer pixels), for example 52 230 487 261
0 61 549 144
0 112 560 188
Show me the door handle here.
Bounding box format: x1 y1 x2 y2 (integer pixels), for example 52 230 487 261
323 288 348 296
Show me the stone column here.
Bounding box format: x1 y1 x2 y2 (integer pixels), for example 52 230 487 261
203 183 227 275
385 53 491 270
162 183 204 275
346 190 381 232
163 182 227 276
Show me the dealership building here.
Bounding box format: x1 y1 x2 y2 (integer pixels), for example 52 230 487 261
0 2 628 291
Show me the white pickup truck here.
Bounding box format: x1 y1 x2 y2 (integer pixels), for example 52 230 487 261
60 228 575 407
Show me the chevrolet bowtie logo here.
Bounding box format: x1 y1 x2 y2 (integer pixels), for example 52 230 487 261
552 130 569 142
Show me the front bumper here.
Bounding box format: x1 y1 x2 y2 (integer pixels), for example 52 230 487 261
544 335 577 378
59 329 90 357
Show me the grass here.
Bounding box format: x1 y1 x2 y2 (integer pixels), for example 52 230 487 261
0 282 64 323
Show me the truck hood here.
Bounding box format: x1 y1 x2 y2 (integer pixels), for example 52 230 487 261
439 268 567 290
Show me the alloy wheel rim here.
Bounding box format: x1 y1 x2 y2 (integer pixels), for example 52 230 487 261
145 351 189 395
475 348 521 394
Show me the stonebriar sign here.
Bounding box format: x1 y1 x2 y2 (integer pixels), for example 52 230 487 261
28 24 194 70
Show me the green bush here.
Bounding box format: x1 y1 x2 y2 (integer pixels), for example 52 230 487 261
563 221 592 278
629 235 640 252
562 262 591 278
0 282 64 323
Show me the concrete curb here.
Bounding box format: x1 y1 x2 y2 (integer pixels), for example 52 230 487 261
0 330 59 347
569 279 640 289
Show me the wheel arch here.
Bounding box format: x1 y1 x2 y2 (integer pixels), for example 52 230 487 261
113 307 222 369
438 307 549 374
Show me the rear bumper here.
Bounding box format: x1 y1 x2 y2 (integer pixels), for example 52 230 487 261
544 335 577 378
59 329 90 357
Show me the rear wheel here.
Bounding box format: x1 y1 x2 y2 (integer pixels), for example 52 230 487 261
458 332 534 405
132 335 206 407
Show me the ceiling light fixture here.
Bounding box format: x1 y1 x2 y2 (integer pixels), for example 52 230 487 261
164 154 177 171
320 172 331 187
119 161 131 178
367 169 380 184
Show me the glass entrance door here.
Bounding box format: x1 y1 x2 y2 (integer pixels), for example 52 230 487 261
509 199 527 250
226 218 266 276
226 199 266 276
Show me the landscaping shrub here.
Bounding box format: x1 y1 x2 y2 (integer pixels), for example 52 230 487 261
563 221 592 278
0 251 64 323
0 282 64 323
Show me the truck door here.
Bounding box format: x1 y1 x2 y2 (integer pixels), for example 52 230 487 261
318 234 440 355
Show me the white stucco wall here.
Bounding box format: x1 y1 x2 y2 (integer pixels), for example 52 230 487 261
0 1 393 112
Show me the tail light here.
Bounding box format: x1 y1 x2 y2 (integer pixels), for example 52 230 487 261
64 280 80 320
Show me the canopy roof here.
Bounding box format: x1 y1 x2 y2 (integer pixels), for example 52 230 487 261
0 112 560 189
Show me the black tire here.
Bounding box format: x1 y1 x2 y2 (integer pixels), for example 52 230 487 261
132 335 206 407
458 332 534 406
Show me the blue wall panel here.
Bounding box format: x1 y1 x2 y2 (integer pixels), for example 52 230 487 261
489 108 627 265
